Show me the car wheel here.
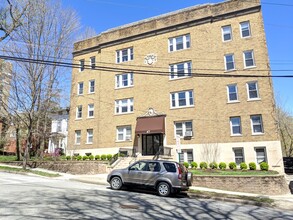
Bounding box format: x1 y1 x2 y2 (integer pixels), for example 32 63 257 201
110 177 122 190
157 182 171 197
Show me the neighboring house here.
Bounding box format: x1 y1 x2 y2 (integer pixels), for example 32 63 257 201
68 0 284 172
48 108 69 154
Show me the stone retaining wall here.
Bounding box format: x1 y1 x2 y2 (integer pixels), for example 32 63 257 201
3 161 108 175
192 175 289 195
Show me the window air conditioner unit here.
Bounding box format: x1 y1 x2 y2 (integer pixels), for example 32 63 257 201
125 136 131 141
184 131 193 137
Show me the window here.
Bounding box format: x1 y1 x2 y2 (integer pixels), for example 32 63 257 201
116 47 133 63
169 34 190 52
233 148 244 165
129 161 147 171
251 115 264 134
89 80 95 93
227 84 238 102
147 162 161 172
230 117 242 135
163 163 177 173
247 81 260 100
175 121 193 137
76 105 82 119
225 54 235 71
171 90 194 108
79 59 85 72
115 98 133 114
222 25 232 41
240 21 251 38
57 121 62 132
75 130 81 144
90 57 95 69
77 82 83 95
243 50 255 68
179 150 194 164
115 73 133 88
88 104 94 118
170 61 192 79
116 126 131 141
86 129 93 144
255 148 267 164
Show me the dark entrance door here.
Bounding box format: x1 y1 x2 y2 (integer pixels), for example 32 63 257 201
142 134 163 155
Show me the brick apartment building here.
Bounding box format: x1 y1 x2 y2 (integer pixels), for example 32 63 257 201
68 0 284 172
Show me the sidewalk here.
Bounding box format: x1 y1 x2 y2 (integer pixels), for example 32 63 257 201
1 163 293 210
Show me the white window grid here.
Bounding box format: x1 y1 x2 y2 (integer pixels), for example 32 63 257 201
76 105 82 119
240 21 251 38
251 115 264 134
90 57 95 69
170 90 194 108
116 48 133 63
227 84 238 102
78 82 84 95
255 147 267 164
75 130 81 144
243 50 255 68
87 129 93 144
115 73 133 88
230 117 242 135
89 80 95 93
174 121 193 138
116 126 131 141
115 98 134 114
169 34 190 52
233 148 244 165
224 54 235 71
169 61 192 79
222 25 232 42
88 104 94 118
79 59 85 72
247 81 260 100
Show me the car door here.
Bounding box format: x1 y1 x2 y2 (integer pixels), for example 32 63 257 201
126 161 148 184
140 162 161 186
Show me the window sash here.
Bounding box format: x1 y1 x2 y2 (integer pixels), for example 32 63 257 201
90 57 95 69
225 54 235 70
116 48 133 63
244 51 255 67
241 21 251 38
116 73 133 88
80 59 85 71
230 117 241 135
87 129 93 143
171 91 194 108
251 115 263 134
247 82 259 99
175 121 193 137
234 148 244 165
227 85 238 101
75 130 81 144
89 80 95 93
76 106 82 118
169 34 190 52
115 98 134 114
116 126 131 141
78 82 83 95
222 26 232 41
170 62 192 79
256 148 266 164
88 104 94 117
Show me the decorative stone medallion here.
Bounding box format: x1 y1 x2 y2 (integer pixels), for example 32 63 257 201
144 53 157 65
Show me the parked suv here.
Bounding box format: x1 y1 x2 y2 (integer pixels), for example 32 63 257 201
107 160 193 197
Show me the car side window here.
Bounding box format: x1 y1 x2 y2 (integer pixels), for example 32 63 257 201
163 163 177 173
129 161 147 171
147 162 161 172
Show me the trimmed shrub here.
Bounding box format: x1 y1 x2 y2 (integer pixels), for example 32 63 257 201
76 155 82 161
95 155 100 160
219 162 227 170
260 162 269 171
101 154 107 160
88 155 94 160
249 162 256 170
83 155 89 160
107 154 113 161
119 153 125 157
183 162 189 168
191 162 198 169
240 162 248 170
200 162 208 169
65 156 71 160
229 162 237 170
209 162 218 169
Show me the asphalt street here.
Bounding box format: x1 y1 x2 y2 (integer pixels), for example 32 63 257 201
1 172 293 220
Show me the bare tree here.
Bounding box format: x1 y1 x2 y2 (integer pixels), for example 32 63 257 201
0 0 29 42
2 0 79 168
201 142 220 164
75 26 97 42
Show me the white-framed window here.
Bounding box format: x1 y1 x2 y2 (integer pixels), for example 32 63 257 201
90 57 95 69
169 61 192 79
116 126 131 141
115 98 133 114
75 130 81 144
233 148 244 165
222 25 232 42
76 105 82 119
86 129 93 144
251 115 264 134
116 47 133 63
89 80 95 93
179 150 194 164
79 59 85 72
224 54 235 71
243 50 255 68
247 81 260 100
227 84 238 102
255 147 267 164
240 21 251 38
230 116 242 135
174 121 193 138
77 82 84 95
115 73 133 88
171 90 194 108
88 104 94 118
169 34 190 52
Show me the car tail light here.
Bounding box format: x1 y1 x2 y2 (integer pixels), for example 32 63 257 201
177 164 182 179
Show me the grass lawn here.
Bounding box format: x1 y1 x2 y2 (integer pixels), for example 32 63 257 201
0 155 17 162
0 166 60 177
189 169 278 176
